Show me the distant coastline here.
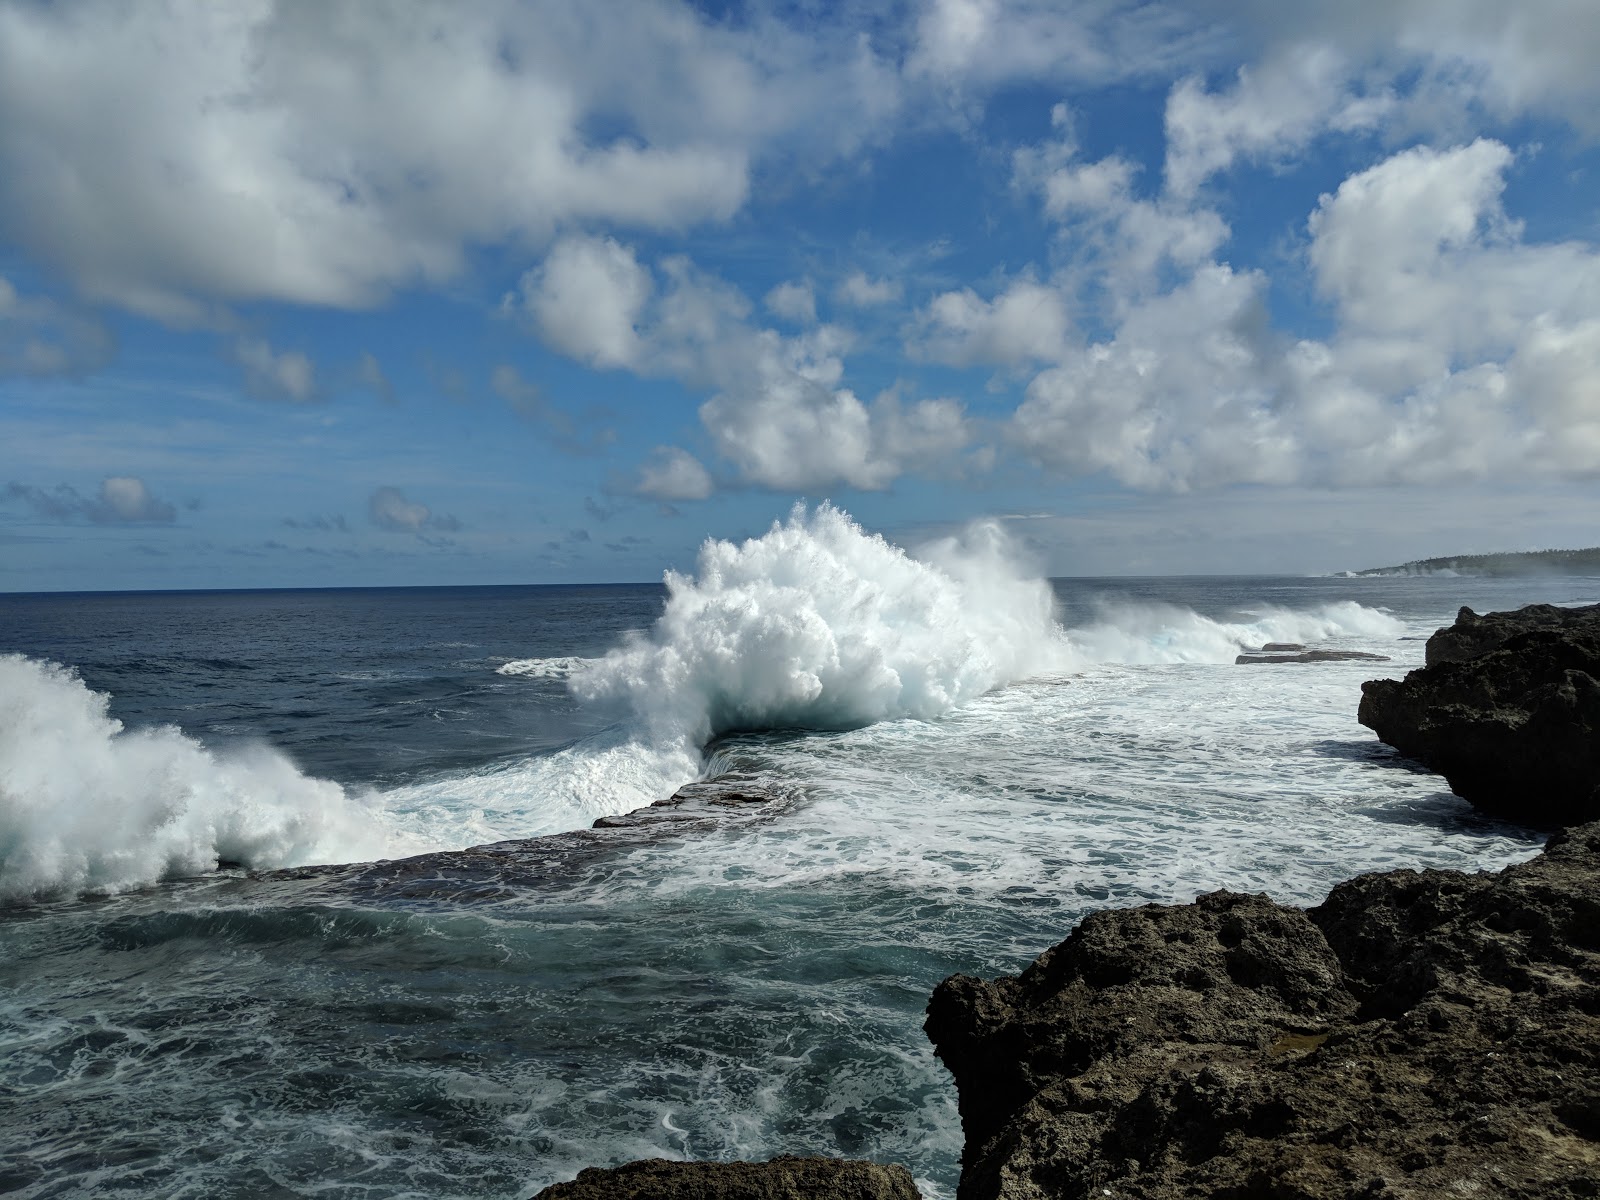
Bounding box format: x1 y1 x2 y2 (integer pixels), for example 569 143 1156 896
1344 547 1600 577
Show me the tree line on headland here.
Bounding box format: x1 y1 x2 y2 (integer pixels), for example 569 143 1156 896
1351 547 1600 576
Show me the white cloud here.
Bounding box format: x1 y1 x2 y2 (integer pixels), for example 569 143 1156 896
0 275 114 376
836 271 903 308
1163 43 1392 198
0 1 773 320
234 337 318 403
906 0 1204 88
5 476 176 524
764 279 817 325
519 235 653 370
368 486 459 533
910 277 1071 366
1014 121 1229 304
1010 264 1298 490
635 446 714 501
1216 0 1600 134
1009 135 1600 492
517 234 974 495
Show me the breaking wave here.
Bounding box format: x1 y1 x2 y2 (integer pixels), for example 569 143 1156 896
1 504 1409 900
574 503 1070 749
0 655 420 901
1062 599 1404 664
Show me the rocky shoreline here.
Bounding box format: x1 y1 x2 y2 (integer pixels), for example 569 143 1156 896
1360 602 1600 828
532 604 1600 1199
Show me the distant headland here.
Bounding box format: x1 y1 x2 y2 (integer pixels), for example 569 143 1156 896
1344 547 1600 577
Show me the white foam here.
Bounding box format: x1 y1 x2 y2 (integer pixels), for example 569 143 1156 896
378 728 698 844
1062 599 1404 665
575 503 1070 754
496 656 591 679
0 655 423 900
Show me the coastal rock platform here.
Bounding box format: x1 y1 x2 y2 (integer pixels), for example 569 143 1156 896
925 821 1600 1200
527 1155 922 1200
1359 603 1600 826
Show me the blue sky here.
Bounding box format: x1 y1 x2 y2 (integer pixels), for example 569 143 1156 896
3 0 1599 590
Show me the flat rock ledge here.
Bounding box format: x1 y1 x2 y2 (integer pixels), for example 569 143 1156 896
528 1156 922 1200
1358 603 1600 827
1236 648 1391 665
925 821 1600 1200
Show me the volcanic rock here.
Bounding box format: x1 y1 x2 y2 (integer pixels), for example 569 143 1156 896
1359 603 1600 827
925 822 1600 1200
1236 649 1391 664
527 1156 922 1200
1426 602 1600 666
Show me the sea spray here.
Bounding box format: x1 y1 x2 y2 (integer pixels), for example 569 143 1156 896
1062 599 1406 664
0 655 413 899
574 503 1071 751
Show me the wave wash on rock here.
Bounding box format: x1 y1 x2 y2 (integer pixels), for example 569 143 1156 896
0 655 409 900
575 504 1070 751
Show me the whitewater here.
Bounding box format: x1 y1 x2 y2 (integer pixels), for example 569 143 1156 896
2 504 1595 1197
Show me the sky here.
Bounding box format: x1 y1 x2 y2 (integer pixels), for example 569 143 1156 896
2 0 1599 591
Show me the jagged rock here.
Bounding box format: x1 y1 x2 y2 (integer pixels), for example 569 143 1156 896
1236 649 1390 665
1359 604 1600 827
925 822 1600 1200
1427 603 1600 666
527 1156 922 1200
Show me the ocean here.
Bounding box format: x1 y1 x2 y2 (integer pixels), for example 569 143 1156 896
3 507 1596 1199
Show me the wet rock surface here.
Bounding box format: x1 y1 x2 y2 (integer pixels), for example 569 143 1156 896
1236 649 1391 665
1359 603 1600 826
925 822 1600 1200
527 1156 922 1200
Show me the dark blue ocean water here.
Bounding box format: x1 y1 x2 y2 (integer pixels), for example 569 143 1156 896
2 564 1595 1198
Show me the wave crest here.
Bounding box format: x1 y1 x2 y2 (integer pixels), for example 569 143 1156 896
574 503 1069 747
0 655 412 900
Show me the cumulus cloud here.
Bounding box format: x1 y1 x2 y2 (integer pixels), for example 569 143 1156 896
518 241 974 496
5 476 176 524
1009 264 1299 490
1007 132 1600 491
367 486 460 533
0 0 923 320
1215 0 1600 134
909 276 1071 366
1013 108 1229 301
1163 44 1393 198
0 275 114 376
235 337 318 403
906 0 1202 88
516 235 653 370
635 446 714 501
764 279 817 325
835 271 903 307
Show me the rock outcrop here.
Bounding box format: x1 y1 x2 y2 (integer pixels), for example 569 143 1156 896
1236 649 1390 665
528 1156 922 1200
1424 602 1600 666
1358 603 1600 827
926 822 1600 1200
